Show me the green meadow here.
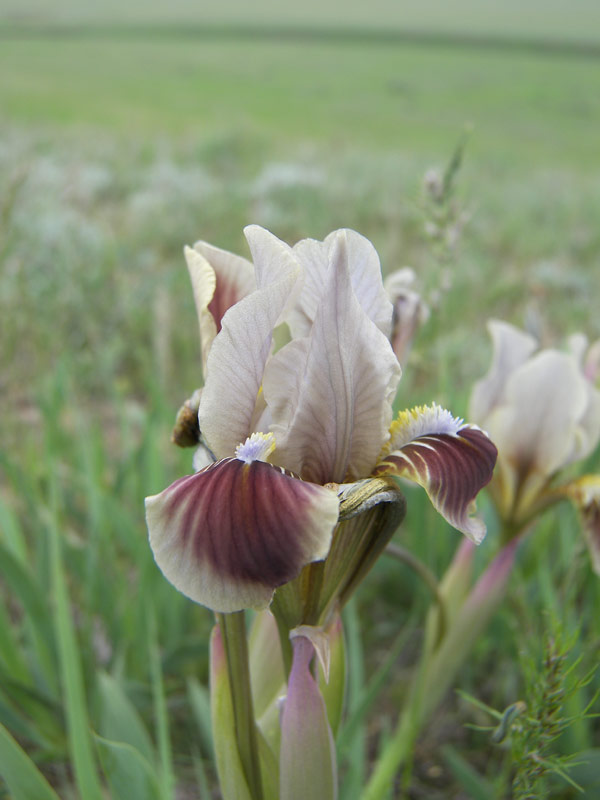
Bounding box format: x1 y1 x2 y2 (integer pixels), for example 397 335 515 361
1 9 600 798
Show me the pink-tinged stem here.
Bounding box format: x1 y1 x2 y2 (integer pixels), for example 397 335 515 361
364 536 519 800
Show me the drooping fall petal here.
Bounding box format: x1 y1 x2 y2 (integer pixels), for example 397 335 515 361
264 232 401 484
198 238 300 459
146 455 339 613
374 405 497 542
280 635 337 800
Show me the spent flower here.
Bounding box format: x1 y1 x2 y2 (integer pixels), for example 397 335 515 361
384 267 429 365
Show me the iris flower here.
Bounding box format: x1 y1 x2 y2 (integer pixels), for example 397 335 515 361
146 226 496 614
469 320 600 568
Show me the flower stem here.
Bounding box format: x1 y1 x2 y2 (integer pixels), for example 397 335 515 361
363 535 519 800
217 611 264 800
385 542 447 644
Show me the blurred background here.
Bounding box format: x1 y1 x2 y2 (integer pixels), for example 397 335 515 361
1 1 600 798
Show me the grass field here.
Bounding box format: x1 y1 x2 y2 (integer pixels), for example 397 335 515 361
3 0 600 43
2 35 600 168
1 13 600 799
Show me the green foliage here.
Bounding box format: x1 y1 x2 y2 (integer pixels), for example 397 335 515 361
462 618 599 799
1 20 599 798
0 723 61 800
510 626 598 799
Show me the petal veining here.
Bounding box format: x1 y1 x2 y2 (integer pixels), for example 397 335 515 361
264 233 401 484
244 224 302 292
287 228 393 339
375 410 497 542
146 459 339 613
199 253 300 459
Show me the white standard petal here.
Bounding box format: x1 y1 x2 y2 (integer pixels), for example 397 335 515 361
244 224 302 292
469 320 537 425
199 243 300 459
286 229 393 339
485 350 590 493
185 242 255 371
264 231 401 484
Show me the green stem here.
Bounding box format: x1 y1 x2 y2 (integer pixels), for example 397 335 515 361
362 700 416 800
385 542 447 645
364 533 519 800
217 612 264 800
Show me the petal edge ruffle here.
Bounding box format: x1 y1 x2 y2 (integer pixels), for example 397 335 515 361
374 425 497 542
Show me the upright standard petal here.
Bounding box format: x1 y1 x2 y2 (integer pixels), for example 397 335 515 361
185 242 255 371
469 320 537 424
483 351 589 517
146 455 339 613
199 248 300 459
286 229 393 339
374 405 497 542
244 224 302 293
280 635 337 800
264 232 401 484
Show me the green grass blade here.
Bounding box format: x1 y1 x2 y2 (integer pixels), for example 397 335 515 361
95 735 162 800
48 473 105 800
0 542 56 693
0 721 61 800
441 745 499 800
148 609 175 800
0 496 28 563
187 677 214 758
337 626 411 755
0 598 28 681
339 599 366 800
97 672 156 763
191 748 213 800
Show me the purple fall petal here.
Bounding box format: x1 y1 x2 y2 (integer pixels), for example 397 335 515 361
375 424 497 542
146 458 339 613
